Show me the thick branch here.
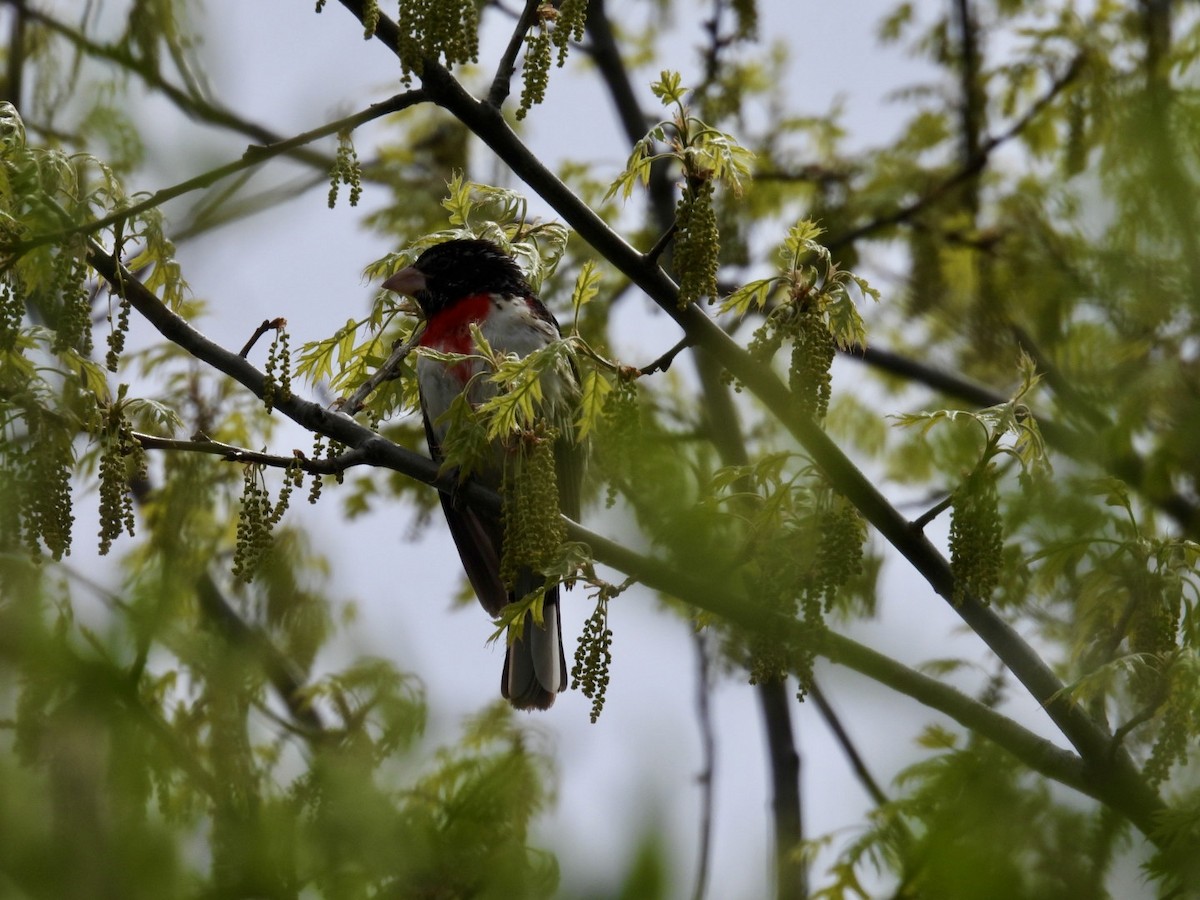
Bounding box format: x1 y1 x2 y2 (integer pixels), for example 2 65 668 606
84 238 1145 832
317 0 1163 835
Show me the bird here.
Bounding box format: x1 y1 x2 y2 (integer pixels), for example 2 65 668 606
383 238 582 710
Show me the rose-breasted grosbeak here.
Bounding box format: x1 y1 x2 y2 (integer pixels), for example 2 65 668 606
383 239 581 710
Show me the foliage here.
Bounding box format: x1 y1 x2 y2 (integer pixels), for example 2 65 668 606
1 0 1200 897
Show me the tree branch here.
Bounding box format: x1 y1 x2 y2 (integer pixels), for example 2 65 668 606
487 0 541 107
827 52 1085 251
846 342 1200 535
809 682 890 809
84 236 1151 835
314 1 1167 841
757 678 807 900
8 90 425 258
132 432 370 476
25 8 337 173
691 630 716 900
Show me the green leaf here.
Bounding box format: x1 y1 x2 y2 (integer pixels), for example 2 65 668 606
575 368 611 441
570 259 602 323
719 276 779 316
650 70 685 106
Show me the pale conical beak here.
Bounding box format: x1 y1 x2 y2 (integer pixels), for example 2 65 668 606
382 265 426 296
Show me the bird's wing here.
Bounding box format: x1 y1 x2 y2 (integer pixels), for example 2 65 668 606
422 397 509 618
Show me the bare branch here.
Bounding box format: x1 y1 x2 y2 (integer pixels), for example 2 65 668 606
25 8 336 172
132 432 370 476
809 682 889 808
757 679 807 900
239 317 287 359
339 328 424 415
691 630 716 900
637 335 693 377
488 0 542 107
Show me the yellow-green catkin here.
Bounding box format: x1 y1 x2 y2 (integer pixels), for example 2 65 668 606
26 414 74 561
674 177 720 307
361 0 380 37
789 306 835 421
1129 570 1180 659
396 0 480 84
328 131 363 209
552 0 588 64
948 466 1002 605
746 511 811 690
262 327 292 413
810 493 865 612
106 293 131 372
500 426 564 591
232 465 273 583
51 244 91 356
307 433 327 505
97 407 145 555
597 375 639 508
0 278 21 351
571 599 613 723
747 549 797 687
517 18 553 120
1145 659 1196 786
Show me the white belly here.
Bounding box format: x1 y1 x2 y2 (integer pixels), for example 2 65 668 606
419 294 574 445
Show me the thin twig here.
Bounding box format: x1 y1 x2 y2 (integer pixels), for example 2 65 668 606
810 682 889 808
7 90 426 257
911 493 953 531
644 222 678 266
488 0 542 107
239 317 286 359
828 53 1086 251
691 629 716 900
339 327 424 414
132 431 369 476
25 8 338 173
638 335 693 376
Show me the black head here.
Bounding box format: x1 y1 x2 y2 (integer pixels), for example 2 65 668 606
385 239 532 317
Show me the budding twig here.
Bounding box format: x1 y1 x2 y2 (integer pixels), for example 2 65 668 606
239 317 287 358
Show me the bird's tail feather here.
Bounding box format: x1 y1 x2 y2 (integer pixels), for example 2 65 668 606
502 586 567 710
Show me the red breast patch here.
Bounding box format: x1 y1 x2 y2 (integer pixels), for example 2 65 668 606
418 293 493 354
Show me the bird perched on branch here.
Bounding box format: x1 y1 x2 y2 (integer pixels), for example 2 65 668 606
384 238 581 709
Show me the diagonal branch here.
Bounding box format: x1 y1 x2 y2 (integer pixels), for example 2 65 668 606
827 52 1086 251
323 0 1163 839
25 8 336 172
82 236 1149 834
8 90 425 258
487 0 542 107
